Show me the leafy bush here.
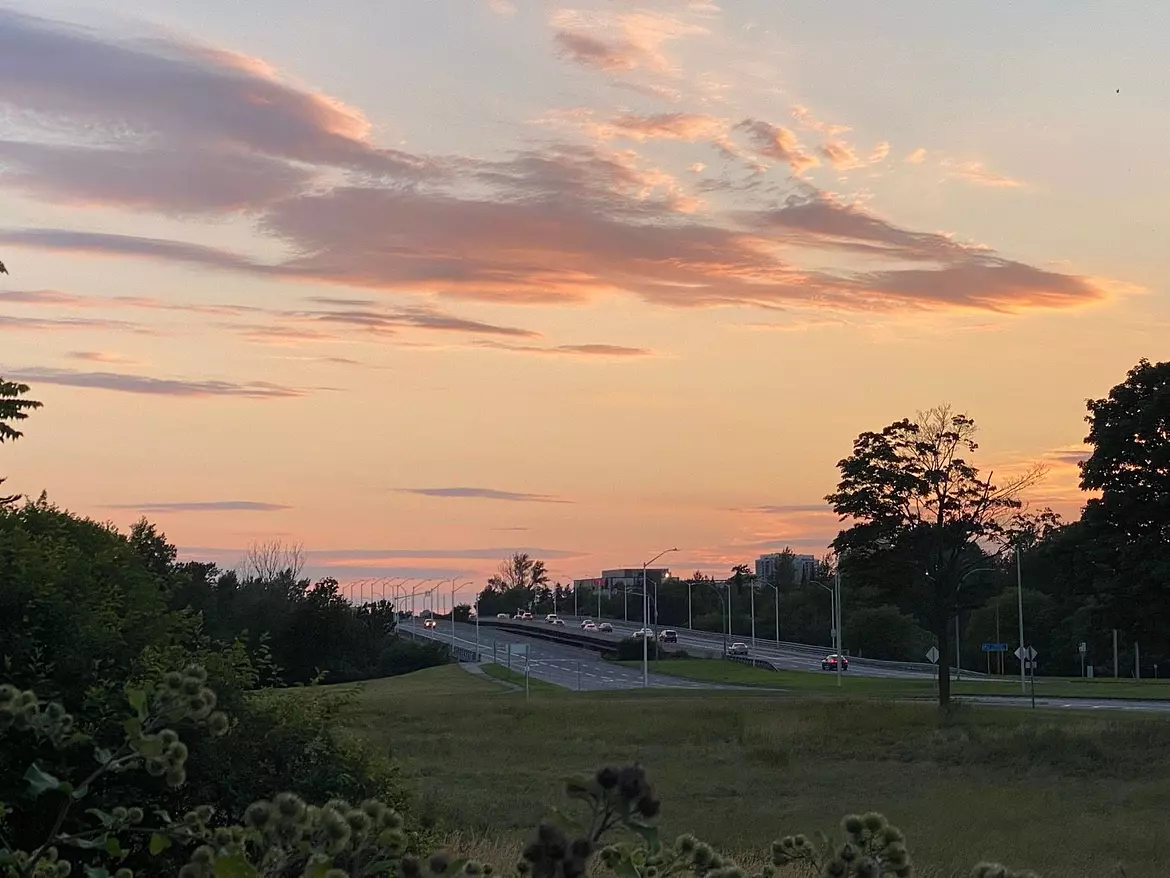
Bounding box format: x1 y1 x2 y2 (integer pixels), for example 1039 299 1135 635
612 638 663 662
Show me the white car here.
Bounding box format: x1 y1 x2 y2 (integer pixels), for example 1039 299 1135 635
423 619 437 630
580 619 595 629
545 614 559 623
726 642 749 655
633 628 654 639
552 619 565 626
582 622 598 632
497 613 508 619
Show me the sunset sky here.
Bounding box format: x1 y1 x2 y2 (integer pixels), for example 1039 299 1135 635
1 1 1166 602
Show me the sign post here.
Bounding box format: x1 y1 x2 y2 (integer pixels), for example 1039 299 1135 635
1079 641 1087 678
1015 645 1038 707
926 646 940 699
982 642 1008 677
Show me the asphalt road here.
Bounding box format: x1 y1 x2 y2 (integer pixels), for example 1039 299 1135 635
405 620 731 691
548 614 943 679
405 619 1170 712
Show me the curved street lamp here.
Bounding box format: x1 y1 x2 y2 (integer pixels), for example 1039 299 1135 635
642 548 679 688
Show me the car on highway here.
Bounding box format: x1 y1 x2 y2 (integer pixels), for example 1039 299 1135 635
580 619 594 629
423 618 437 629
497 613 508 619
545 613 559 623
658 629 678 643
726 642 749 655
582 622 598 631
512 611 533 620
597 622 613 633
633 628 654 639
552 619 565 626
822 654 849 671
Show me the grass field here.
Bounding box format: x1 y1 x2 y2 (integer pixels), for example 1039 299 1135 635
339 665 1170 877
617 659 1170 700
479 663 560 692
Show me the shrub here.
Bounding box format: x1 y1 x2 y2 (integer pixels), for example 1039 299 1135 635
842 607 933 662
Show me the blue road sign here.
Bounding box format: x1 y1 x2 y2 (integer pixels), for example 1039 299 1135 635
981 642 1009 652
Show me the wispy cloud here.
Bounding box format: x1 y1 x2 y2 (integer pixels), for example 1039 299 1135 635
735 119 819 176
106 500 291 512
477 341 654 358
2 366 309 398
396 487 572 504
0 10 1122 322
66 351 142 366
0 314 146 333
940 158 1025 189
905 148 927 164
737 504 835 515
488 0 517 16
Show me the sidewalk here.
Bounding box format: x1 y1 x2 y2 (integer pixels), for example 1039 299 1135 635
458 660 522 691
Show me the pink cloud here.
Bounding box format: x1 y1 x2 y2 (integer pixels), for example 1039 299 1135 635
735 119 820 176
551 9 706 76
905 147 927 164
940 158 1025 189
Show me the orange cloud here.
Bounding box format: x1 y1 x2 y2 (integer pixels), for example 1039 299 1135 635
551 9 706 76
940 159 1025 189
905 147 927 164
2 366 308 398
736 119 819 175
606 112 726 142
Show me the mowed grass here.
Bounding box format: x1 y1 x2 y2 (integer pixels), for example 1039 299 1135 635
623 659 1170 700
338 665 1170 877
479 663 560 693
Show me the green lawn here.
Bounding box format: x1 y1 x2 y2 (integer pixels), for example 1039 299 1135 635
479 662 561 693
620 658 1170 700
338 665 1170 878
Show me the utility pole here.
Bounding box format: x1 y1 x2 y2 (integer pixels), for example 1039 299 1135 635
1135 641 1141 680
750 577 756 650
1113 628 1119 679
835 567 842 688
1016 546 1026 693
687 579 692 630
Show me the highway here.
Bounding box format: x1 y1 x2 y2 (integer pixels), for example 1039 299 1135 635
547 614 945 679
404 619 740 691
403 618 1170 712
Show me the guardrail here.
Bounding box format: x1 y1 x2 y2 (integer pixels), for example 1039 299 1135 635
399 626 480 662
487 616 983 678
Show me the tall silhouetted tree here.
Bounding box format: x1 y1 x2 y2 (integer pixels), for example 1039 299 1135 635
826 405 1043 706
1 378 42 506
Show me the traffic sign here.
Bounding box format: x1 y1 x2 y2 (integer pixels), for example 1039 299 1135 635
981 642 1009 652
925 646 939 664
509 643 529 656
1078 642 1087 654
1014 646 1037 661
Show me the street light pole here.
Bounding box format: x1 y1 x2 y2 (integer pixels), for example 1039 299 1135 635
687 579 692 630
834 568 842 688
642 548 679 688
772 583 780 645
1017 545 1026 693
750 576 756 650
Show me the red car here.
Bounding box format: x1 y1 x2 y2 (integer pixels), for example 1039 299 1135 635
821 654 848 671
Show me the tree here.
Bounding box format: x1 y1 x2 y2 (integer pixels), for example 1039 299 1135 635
826 405 1043 706
1076 358 1170 657
0 378 42 506
241 538 305 582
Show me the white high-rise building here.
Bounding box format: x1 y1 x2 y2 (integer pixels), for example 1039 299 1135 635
754 553 817 586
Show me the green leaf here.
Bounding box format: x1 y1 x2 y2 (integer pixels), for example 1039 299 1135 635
305 860 333 878
123 717 142 740
68 835 111 850
72 784 90 800
149 834 172 856
86 808 116 828
94 747 114 766
136 737 164 758
212 853 260 878
626 821 660 855
24 762 62 797
548 806 583 833
613 857 640 878
84 867 110 878
105 837 125 859
125 687 147 719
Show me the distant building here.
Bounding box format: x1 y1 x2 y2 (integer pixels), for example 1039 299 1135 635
572 568 671 595
755 553 817 586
